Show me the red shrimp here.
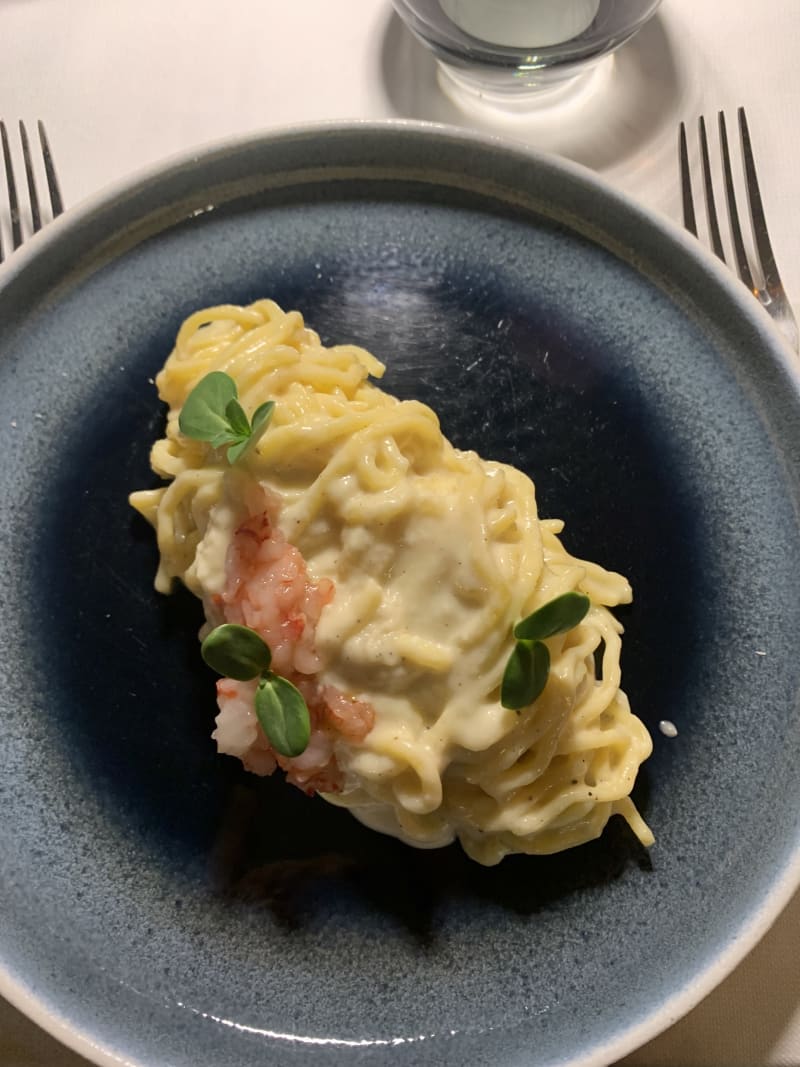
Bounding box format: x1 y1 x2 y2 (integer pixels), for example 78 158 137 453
211 490 375 794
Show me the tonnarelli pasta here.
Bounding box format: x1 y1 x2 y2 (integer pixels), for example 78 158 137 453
130 299 653 865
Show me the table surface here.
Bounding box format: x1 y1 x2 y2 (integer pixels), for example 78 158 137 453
1 2 799 1065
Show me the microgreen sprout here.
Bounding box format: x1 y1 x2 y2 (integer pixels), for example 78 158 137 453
254 675 312 759
501 592 590 711
201 622 272 680
201 623 310 757
178 371 275 463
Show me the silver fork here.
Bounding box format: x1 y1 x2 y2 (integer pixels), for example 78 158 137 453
0 120 63 263
679 107 799 354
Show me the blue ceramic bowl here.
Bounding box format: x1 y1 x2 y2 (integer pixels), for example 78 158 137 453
1 121 800 1067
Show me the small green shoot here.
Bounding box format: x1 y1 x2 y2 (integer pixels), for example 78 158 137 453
178 371 274 463
501 592 591 711
255 675 312 758
200 623 310 757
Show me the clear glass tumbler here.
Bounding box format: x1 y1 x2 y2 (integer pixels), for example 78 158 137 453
390 0 664 101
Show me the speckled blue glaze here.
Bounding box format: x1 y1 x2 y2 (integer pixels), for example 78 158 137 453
1 123 800 1067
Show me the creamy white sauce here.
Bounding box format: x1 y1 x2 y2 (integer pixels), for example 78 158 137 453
192 498 239 596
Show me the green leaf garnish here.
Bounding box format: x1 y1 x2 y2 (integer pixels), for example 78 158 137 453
226 399 275 464
178 372 275 464
250 400 275 442
224 397 251 438
178 371 238 442
201 623 272 681
255 673 311 758
200 622 311 757
225 436 253 464
501 639 550 710
513 592 590 642
501 593 592 711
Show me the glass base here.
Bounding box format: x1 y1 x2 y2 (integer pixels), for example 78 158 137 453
392 0 663 110
436 55 606 112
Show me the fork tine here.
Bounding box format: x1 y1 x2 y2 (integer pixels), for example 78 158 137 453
698 116 726 262
718 111 755 293
738 107 782 295
680 109 799 354
678 122 697 236
37 121 63 218
1 121 23 250
19 121 42 233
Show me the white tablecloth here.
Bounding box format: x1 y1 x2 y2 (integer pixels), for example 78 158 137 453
1 2 799 1064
